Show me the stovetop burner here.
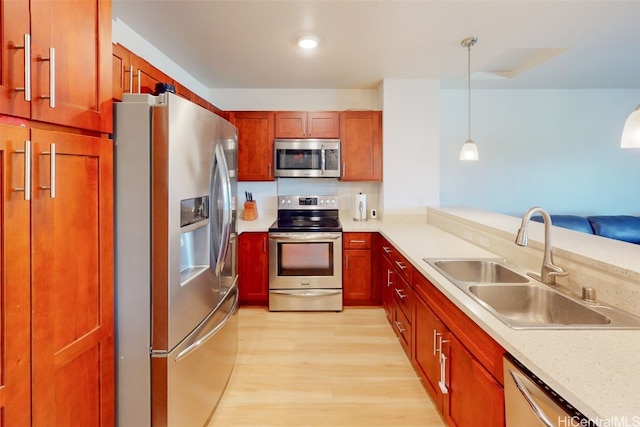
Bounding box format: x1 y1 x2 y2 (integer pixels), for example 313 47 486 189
269 195 342 233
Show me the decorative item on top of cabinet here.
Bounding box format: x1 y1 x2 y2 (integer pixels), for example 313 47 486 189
274 111 340 138
230 111 275 181
343 232 380 305
238 232 269 305
2 0 113 133
340 111 382 181
413 272 505 427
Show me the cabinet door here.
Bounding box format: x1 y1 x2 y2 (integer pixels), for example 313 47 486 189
307 112 339 138
413 293 447 411
30 129 114 427
0 0 31 118
340 111 382 181
343 249 372 303
112 43 132 101
274 111 306 138
238 232 269 304
30 0 112 133
0 124 31 427
446 334 505 427
132 55 171 94
230 111 275 181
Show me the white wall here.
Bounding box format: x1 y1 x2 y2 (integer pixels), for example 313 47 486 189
380 79 440 214
113 18 210 100
113 21 640 217
439 89 640 216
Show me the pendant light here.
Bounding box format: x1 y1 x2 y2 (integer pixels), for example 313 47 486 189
621 105 640 148
459 36 479 161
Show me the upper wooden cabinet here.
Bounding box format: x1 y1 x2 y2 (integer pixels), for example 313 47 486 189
229 111 275 181
274 111 340 138
1 0 112 133
112 44 171 99
340 111 382 181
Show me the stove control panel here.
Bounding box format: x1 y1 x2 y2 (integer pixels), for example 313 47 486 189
277 195 339 209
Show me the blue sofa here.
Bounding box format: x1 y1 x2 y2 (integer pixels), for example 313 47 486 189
531 215 640 245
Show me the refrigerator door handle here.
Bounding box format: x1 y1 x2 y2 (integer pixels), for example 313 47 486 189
212 144 232 275
175 282 239 362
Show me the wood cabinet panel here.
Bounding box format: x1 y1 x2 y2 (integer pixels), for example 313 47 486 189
30 0 112 133
2 0 112 132
414 292 447 409
0 124 32 427
238 232 269 305
445 334 505 427
230 111 274 181
0 0 30 118
112 43 132 101
343 232 379 305
340 111 382 181
274 111 339 138
30 129 114 427
343 249 372 302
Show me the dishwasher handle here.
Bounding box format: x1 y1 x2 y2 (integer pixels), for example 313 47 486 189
509 369 555 427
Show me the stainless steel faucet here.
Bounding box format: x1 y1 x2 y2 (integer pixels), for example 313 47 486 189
515 207 568 285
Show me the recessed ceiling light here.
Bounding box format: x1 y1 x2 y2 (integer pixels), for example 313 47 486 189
297 35 319 49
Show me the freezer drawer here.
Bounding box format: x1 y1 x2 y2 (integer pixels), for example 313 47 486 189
152 280 239 426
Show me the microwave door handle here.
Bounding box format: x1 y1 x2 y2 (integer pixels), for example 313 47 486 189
320 144 326 175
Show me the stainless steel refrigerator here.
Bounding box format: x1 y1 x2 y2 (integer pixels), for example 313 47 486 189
114 93 239 427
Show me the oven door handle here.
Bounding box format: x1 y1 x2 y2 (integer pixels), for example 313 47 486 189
270 289 343 297
269 233 342 241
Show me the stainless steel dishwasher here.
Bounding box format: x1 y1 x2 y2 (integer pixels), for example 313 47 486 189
503 355 595 427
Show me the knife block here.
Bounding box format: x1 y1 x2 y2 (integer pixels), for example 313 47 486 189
243 201 258 221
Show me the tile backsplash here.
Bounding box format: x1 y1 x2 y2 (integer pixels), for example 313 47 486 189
238 178 381 218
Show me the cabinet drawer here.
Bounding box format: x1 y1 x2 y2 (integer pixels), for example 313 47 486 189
393 250 413 285
343 232 372 249
393 274 413 323
393 304 411 357
380 238 394 261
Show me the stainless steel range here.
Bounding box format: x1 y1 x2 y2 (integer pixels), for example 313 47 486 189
268 195 343 311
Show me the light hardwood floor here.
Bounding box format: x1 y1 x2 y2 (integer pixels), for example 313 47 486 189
207 307 445 427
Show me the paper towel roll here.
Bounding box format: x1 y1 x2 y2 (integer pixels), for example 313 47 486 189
354 193 367 221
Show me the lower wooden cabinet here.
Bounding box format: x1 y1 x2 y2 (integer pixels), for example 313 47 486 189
343 232 381 305
413 271 505 427
379 238 395 321
1 124 114 426
238 232 269 305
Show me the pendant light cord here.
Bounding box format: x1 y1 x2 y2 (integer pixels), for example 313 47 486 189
467 43 471 141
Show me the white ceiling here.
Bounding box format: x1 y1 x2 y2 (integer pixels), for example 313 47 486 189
112 0 640 90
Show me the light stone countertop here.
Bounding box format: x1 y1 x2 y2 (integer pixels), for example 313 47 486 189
237 210 640 425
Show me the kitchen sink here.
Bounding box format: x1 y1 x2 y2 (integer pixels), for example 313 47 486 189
430 259 529 283
468 284 611 326
423 257 640 329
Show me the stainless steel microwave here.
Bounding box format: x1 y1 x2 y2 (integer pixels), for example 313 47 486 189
274 139 340 178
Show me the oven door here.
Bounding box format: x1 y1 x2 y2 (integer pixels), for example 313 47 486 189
274 139 340 178
268 232 342 290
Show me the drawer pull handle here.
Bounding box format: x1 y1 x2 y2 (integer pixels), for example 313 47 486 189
382 246 392 254
40 48 55 108
395 260 407 270
13 140 31 200
14 34 31 101
394 288 406 300
40 143 56 198
349 239 367 244
394 321 405 334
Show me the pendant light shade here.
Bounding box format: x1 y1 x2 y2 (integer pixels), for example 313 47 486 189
459 36 479 161
621 105 640 148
